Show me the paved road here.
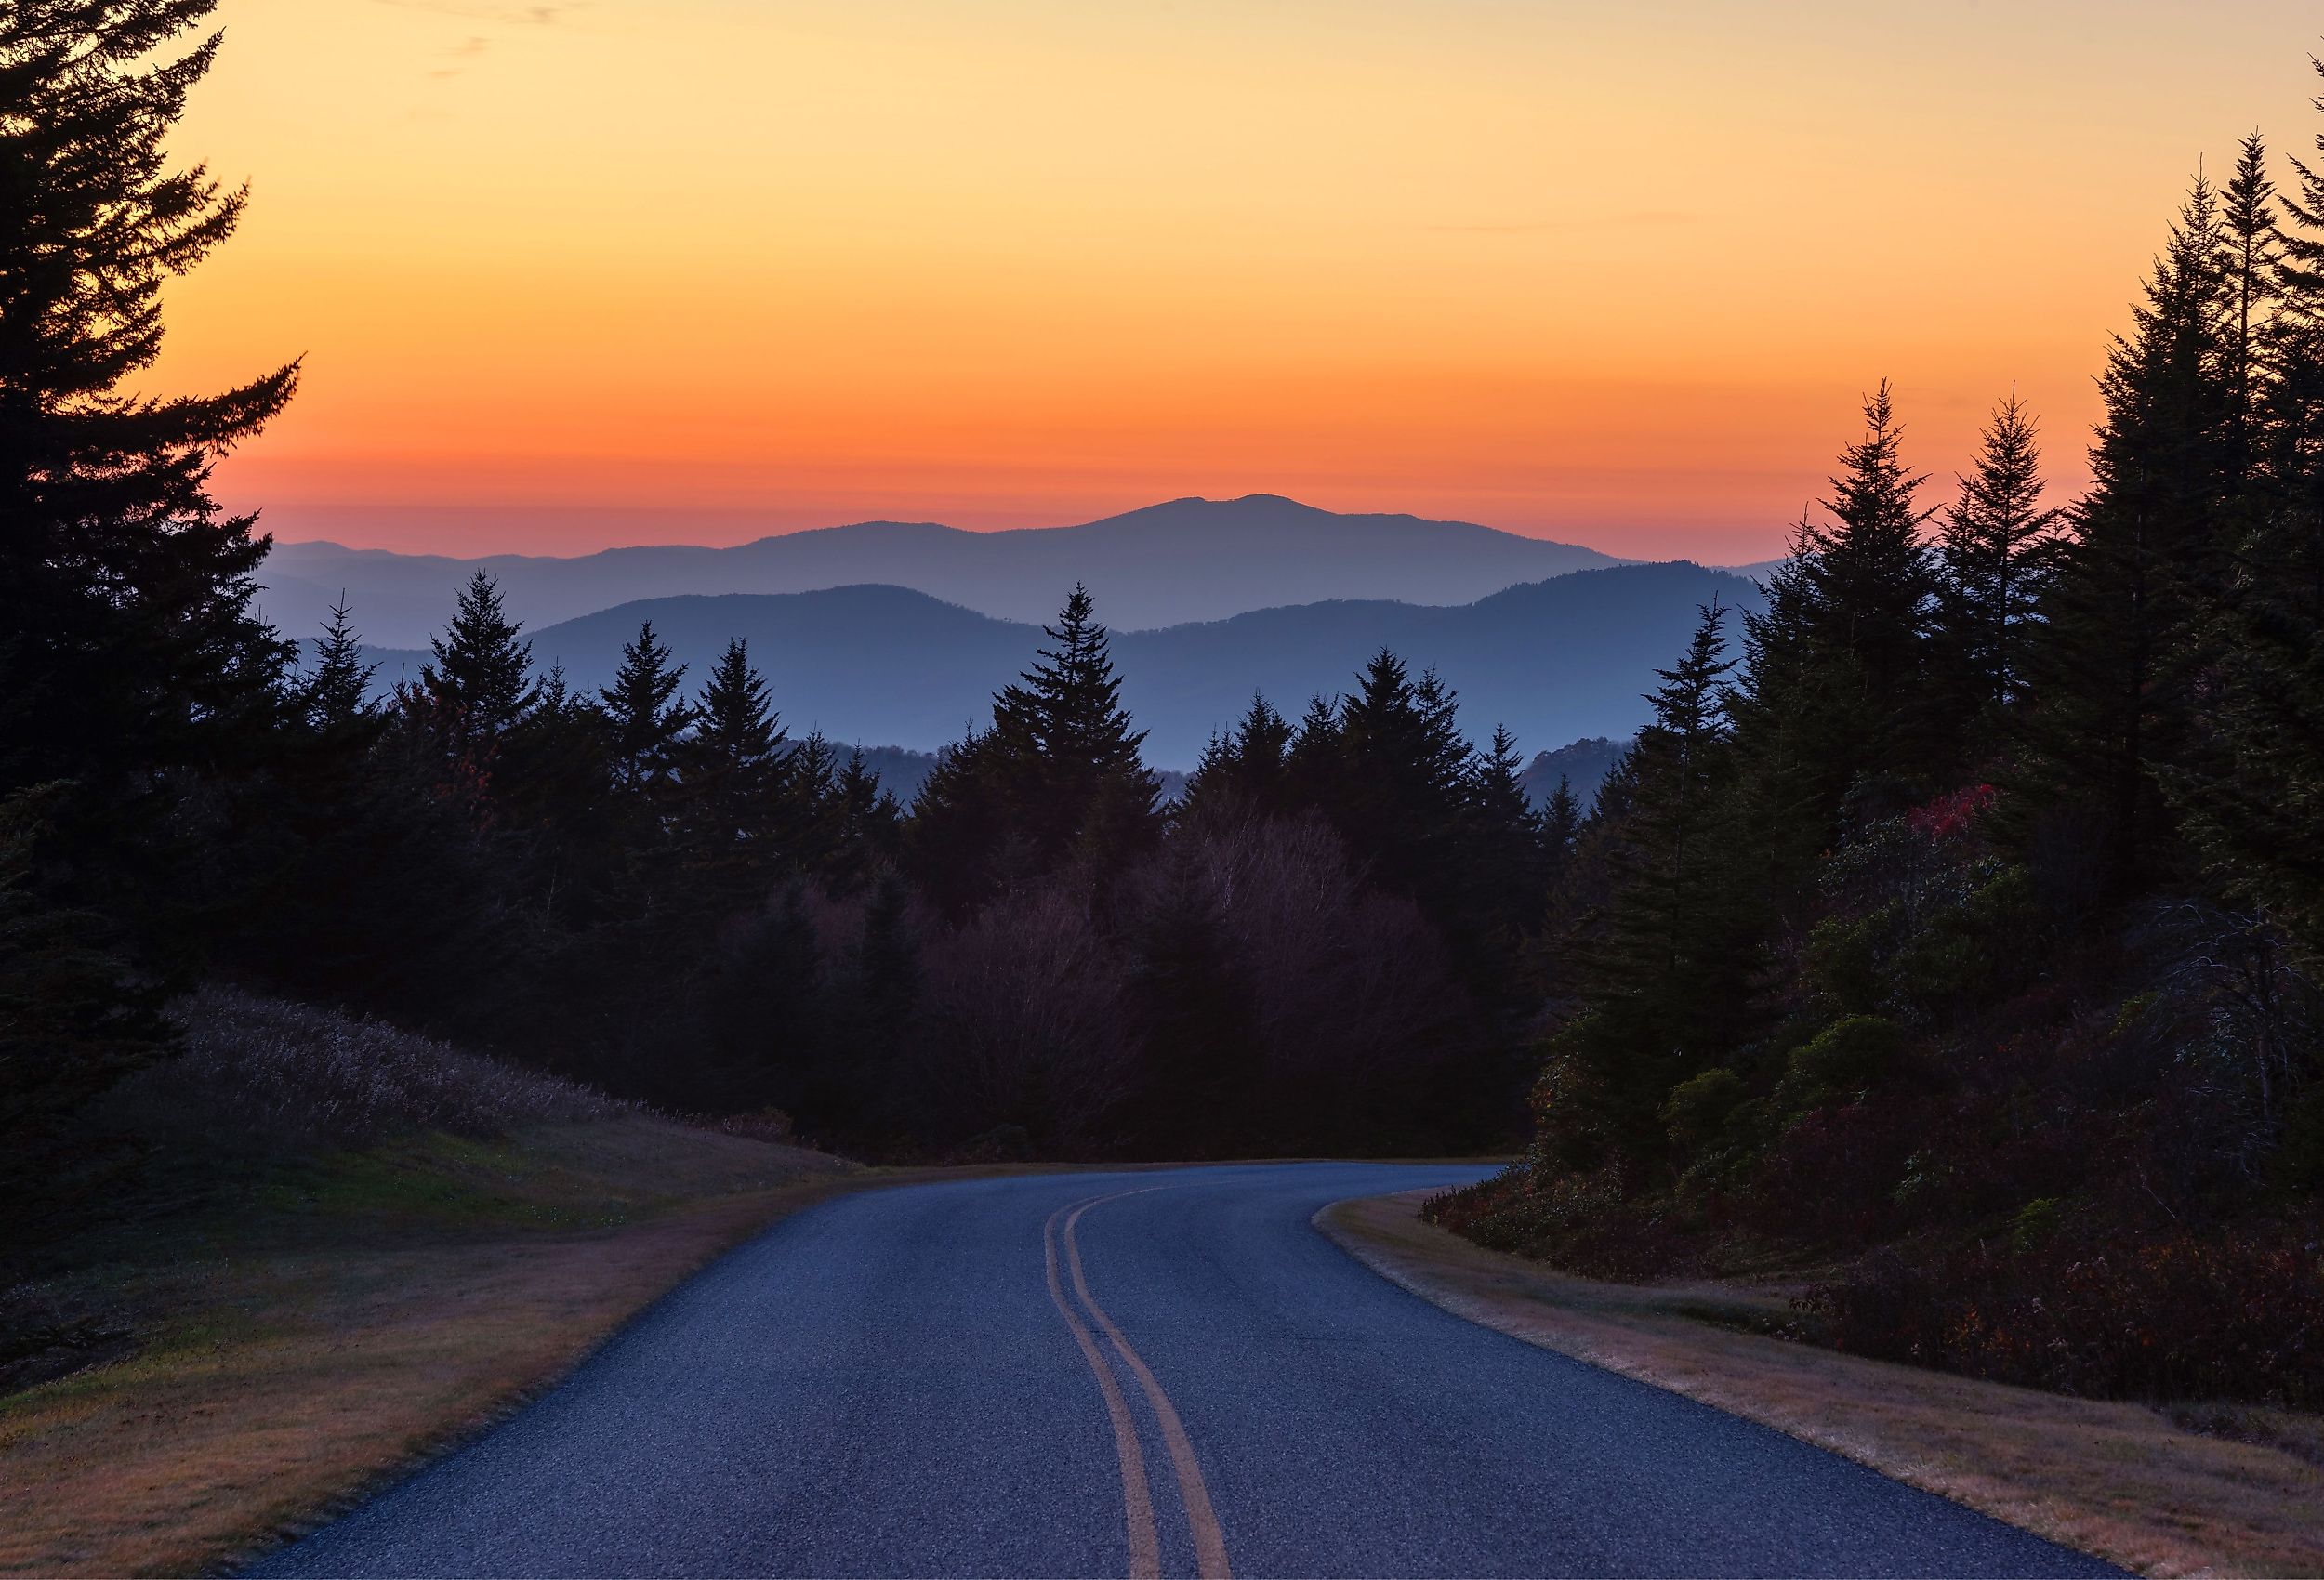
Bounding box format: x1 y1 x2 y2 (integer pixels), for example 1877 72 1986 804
254 1164 2116 1577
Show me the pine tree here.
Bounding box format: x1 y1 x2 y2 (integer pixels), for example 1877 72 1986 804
420 571 538 745
1541 774 1582 897
1802 382 1940 800
0 1 297 914
1182 693 1293 821
599 619 693 797
303 595 377 732
2222 131 2281 484
1548 603 1757 1179
1468 724 1546 936
2176 96 2324 957
2021 173 2234 898
1936 393 2057 730
674 639 786 891
985 585 1161 869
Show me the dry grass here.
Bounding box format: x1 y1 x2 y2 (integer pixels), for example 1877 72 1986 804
0 989 884 1577
0 1115 875 1578
107 986 628 1146
1321 1191 2324 1579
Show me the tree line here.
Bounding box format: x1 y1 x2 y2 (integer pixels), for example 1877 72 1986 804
1431 118 2324 1405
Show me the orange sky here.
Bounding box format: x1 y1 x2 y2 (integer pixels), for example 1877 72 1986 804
158 1 2324 561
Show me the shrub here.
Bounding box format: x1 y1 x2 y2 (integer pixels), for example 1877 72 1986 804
1802 1231 2324 1408
1662 1069 1747 1158
1778 1015 1903 1110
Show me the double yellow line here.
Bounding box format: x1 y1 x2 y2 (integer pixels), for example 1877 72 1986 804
1042 1189 1232 1580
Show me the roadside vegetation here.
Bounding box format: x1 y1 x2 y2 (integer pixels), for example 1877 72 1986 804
2 988 851 1577
1427 115 2324 1417
7 4 2324 1545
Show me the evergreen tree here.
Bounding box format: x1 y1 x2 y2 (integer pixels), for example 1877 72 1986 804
2022 174 2234 897
599 619 693 797
1468 724 1546 936
1936 393 2057 729
1541 774 1582 898
2221 131 2281 484
2178 97 2324 957
1331 650 1472 900
1801 382 1941 800
1545 603 1756 1179
303 595 377 732
674 639 786 897
1182 693 1293 821
420 571 537 745
986 585 1161 867
0 0 297 955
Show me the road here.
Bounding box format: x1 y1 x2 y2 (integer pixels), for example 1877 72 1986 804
252 1163 2116 1577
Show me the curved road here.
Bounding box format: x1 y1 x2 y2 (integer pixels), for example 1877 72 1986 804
256 1164 2114 1577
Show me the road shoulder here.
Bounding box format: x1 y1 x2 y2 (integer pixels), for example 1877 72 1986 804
1318 1189 2324 1579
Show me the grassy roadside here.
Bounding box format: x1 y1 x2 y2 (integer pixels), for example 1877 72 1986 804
1320 1190 2324 1579
0 1113 905 1577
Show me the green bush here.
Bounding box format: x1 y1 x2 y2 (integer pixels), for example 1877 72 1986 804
1661 1068 1747 1157
1778 1015 1903 1110
1803 906 1895 1015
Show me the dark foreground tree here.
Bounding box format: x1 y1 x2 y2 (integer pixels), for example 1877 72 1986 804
0 2 294 1139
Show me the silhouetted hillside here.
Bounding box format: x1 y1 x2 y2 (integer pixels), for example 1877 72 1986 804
1518 737 1627 810
357 563 1763 768
268 494 1627 647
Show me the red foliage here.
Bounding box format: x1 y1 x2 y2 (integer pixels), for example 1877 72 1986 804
1906 783 1998 843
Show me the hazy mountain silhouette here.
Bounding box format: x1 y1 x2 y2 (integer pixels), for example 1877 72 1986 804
1518 736 1628 810
356 562 1763 770
265 494 1629 648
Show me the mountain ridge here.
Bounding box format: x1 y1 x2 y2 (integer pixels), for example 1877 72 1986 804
261 494 1633 647
348 561 1762 770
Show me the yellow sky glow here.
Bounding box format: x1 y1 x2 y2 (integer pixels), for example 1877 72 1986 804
159 0 2324 559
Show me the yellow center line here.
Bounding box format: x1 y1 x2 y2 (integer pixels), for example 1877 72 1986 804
1044 1200 1162 1580
1064 1192 1235 1580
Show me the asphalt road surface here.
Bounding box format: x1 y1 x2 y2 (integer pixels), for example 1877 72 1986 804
252 1163 2118 1577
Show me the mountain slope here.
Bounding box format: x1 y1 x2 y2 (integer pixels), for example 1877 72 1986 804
358 563 1762 770
269 494 1626 647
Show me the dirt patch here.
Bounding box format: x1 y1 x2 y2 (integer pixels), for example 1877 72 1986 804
1320 1189 2324 1579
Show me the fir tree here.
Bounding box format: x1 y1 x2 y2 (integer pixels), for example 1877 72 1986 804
675 639 786 889
1937 393 2057 726
2023 173 2234 897
301 595 378 731
1469 723 1546 936
985 585 1161 868
1541 774 1582 897
0 0 297 954
1548 603 1756 1179
599 619 693 797
420 571 537 744
1802 382 1940 799
1182 693 1292 821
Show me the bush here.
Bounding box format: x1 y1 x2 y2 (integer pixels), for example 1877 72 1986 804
103 987 625 1147
1662 1068 1747 1158
1802 1231 2324 1408
1778 1015 1903 1110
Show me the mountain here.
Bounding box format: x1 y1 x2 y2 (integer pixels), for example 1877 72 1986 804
355 562 1763 770
1518 736 1628 811
262 494 1627 649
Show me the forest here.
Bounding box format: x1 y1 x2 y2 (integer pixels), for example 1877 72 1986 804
5 4 2321 1411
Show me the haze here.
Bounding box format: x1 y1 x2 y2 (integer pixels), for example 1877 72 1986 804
159 0 2324 560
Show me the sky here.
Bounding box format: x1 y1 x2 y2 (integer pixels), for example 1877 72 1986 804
158 0 2324 562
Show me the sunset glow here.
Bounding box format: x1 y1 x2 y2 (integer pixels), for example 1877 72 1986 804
162 0 2324 560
